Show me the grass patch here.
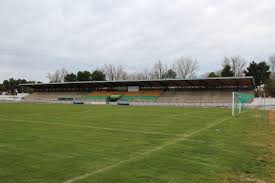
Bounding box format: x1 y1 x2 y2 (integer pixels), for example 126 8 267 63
0 103 273 183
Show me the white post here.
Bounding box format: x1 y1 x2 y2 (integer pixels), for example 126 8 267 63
232 92 235 116
239 102 241 114
264 92 266 121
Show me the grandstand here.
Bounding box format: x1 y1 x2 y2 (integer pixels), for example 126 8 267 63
20 77 255 106
24 92 89 101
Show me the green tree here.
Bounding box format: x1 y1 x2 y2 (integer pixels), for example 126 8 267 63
64 73 77 82
0 84 3 92
244 61 271 86
208 72 219 78
1 78 37 94
2 80 10 91
77 71 91 81
91 70 106 81
3 78 19 94
161 69 177 79
221 64 234 77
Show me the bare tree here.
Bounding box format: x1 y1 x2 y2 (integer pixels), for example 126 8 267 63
222 56 231 66
173 57 198 79
103 64 128 81
150 60 168 79
116 65 128 80
127 73 137 80
230 56 246 77
128 68 152 80
137 72 146 80
103 64 116 81
269 54 275 78
142 69 151 80
120 71 128 80
127 71 147 80
223 56 246 77
47 71 60 83
60 68 68 82
47 68 68 83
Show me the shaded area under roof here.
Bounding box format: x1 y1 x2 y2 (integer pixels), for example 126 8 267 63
20 77 255 89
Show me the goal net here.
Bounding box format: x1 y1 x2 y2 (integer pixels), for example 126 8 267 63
232 92 255 116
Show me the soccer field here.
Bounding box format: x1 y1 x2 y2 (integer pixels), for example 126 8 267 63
0 103 273 183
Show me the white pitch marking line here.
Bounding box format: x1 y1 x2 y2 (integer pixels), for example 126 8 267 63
0 109 91 117
63 117 231 183
180 139 206 143
1 118 175 136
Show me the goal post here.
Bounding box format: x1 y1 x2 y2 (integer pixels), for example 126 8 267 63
232 92 255 117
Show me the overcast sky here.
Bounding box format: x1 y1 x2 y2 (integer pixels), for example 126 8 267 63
0 0 275 82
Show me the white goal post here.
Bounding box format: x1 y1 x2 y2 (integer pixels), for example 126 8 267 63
232 92 255 117
232 92 241 117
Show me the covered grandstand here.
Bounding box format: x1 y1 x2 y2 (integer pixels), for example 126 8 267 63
20 77 255 106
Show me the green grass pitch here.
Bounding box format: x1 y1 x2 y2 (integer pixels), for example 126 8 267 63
0 103 273 183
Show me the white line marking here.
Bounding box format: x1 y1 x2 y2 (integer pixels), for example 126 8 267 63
63 117 231 183
180 139 206 143
0 109 91 117
1 118 175 136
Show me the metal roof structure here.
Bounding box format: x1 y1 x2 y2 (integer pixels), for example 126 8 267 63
20 77 255 89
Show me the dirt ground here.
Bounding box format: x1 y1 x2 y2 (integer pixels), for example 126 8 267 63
267 111 275 181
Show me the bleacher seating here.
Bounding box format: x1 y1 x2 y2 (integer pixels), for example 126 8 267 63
82 96 108 101
88 90 161 97
120 96 159 102
24 92 88 101
157 90 233 103
84 90 161 102
24 89 252 104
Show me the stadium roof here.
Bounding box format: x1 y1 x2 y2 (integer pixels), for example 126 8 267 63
20 77 255 89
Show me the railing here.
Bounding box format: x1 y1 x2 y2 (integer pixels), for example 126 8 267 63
7 97 275 109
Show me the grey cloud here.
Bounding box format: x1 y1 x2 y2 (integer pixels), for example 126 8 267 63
0 0 275 82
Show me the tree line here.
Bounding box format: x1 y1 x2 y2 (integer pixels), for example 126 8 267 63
0 78 39 94
47 69 106 83
47 57 199 83
206 56 271 86
47 55 273 88
1 54 275 94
